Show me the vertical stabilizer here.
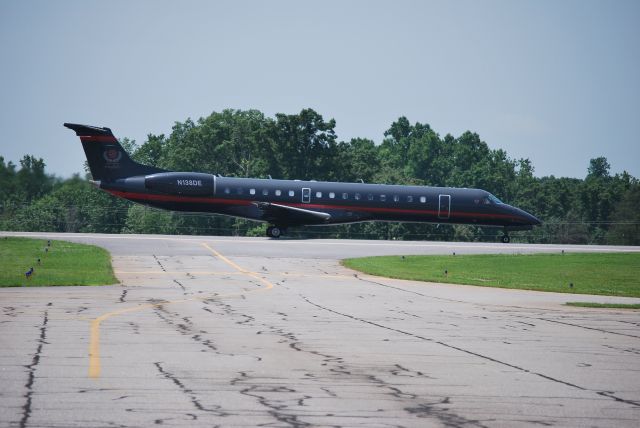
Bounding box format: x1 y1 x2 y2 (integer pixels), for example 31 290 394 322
64 123 165 181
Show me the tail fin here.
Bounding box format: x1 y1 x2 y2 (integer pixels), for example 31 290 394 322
64 123 165 181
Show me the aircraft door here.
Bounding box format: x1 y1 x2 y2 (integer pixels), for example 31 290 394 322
302 187 311 203
438 194 451 219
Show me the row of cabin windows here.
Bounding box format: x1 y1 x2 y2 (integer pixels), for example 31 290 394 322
222 188 293 197
318 192 426 203
222 187 428 203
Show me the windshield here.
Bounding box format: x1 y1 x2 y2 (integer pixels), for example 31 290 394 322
487 193 503 204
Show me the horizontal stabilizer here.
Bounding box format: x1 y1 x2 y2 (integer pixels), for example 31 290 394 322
63 123 114 137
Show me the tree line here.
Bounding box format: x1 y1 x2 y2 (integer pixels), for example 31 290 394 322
1 108 638 244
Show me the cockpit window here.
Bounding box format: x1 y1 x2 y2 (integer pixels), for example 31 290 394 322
486 194 503 204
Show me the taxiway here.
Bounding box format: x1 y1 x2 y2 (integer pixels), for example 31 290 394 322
1 233 639 427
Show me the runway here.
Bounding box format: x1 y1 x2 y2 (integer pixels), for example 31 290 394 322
1 232 639 427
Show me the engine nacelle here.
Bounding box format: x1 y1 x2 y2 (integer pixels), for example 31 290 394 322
144 172 215 196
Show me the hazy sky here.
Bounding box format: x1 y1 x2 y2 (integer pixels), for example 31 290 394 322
1 0 638 179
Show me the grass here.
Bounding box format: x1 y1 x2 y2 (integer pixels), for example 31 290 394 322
342 252 640 297
565 302 640 309
0 237 118 287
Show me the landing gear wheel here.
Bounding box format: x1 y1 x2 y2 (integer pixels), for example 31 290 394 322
266 226 281 239
501 235 511 244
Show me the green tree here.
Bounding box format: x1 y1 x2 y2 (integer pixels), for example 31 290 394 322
607 185 640 245
587 156 611 179
122 205 178 234
5 177 130 232
342 138 380 183
16 155 54 201
269 108 339 180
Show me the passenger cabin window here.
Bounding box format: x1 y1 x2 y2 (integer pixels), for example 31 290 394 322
393 195 399 202
380 194 386 202
342 192 348 199
329 192 335 199
316 191 322 198
407 195 413 202
420 196 426 203
249 188 256 195
367 194 374 201
275 190 282 196
354 193 361 200
288 190 295 197
224 187 231 194
262 189 269 196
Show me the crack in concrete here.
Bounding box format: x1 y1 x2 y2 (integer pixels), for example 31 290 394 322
152 306 218 353
153 255 189 295
355 273 640 341
127 321 141 335
391 363 436 379
153 254 167 272
298 294 640 409
238 384 313 428
404 398 487 428
19 308 49 428
250 300 482 427
154 362 228 417
536 317 640 339
172 279 187 293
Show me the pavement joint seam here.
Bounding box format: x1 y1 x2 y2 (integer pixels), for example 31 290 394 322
298 294 640 409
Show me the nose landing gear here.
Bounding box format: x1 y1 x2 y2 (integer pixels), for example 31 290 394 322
501 234 511 244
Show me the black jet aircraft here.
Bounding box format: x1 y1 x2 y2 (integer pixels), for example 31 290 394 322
65 123 541 242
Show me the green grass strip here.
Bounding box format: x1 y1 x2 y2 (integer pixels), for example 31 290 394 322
0 237 118 287
343 253 640 297
565 302 640 309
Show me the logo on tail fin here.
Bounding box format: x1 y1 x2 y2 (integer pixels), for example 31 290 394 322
103 146 122 168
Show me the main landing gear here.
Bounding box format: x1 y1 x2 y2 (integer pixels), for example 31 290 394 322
266 225 284 239
501 234 511 244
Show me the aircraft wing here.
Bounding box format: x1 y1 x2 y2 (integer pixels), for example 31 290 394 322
253 202 331 226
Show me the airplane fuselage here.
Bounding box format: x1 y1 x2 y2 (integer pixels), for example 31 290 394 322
102 173 539 230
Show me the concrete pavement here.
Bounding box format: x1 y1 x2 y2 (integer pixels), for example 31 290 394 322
1 232 639 427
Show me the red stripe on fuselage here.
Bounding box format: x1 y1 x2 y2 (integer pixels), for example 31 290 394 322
105 190 521 221
106 190 253 206
80 135 118 143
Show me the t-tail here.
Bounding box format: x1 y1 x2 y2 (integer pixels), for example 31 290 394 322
63 123 165 182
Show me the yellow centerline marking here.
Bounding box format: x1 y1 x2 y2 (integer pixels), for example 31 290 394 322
201 243 275 290
88 242 275 379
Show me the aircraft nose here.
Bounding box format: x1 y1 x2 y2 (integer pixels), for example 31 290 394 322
507 205 541 226
518 208 542 226
526 212 542 226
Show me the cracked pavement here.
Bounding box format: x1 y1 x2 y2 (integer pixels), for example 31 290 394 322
1 233 639 427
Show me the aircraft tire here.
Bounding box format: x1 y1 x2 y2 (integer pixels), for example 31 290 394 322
267 226 281 239
501 235 511 244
